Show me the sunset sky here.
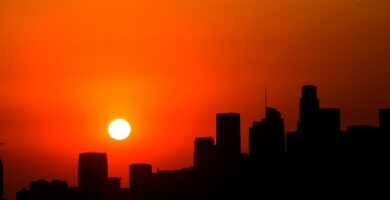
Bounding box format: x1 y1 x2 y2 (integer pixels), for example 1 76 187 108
1 0 389 199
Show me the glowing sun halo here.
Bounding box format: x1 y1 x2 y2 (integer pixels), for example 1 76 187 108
108 118 131 140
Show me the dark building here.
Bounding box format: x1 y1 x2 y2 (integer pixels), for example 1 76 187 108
318 108 340 133
298 85 320 133
0 159 3 200
105 177 121 200
216 113 241 196
249 107 286 163
153 168 197 200
194 137 216 173
17 179 69 200
378 108 390 161
345 125 380 156
78 152 108 199
342 125 384 199
249 107 286 199
316 108 341 158
287 87 342 200
129 163 152 192
216 113 241 168
106 177 120 191
379 108 390 132
16 188 29 200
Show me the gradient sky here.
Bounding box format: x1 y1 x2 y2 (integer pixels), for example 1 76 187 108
1 0 389 199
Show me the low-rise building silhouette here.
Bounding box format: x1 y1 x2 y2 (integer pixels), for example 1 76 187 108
194 137 216 174
129 163 152 195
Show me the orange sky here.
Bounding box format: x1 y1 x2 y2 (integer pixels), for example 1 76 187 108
1 0 389 199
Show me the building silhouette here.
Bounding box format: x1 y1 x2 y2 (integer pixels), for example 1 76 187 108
215 113 242 197
379 108 390 132
194 137 216 174
105 178 121 200
249 107 286 164
248 107 286 199
298 85 320 133
78 152 108 200
16 179 69 200
129 163 152 195
216 113 241 168
14 85 390 200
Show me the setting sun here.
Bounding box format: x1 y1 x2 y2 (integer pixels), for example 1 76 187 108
108 118 131 140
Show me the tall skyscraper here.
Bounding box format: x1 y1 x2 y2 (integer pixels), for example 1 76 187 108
78 152 108 198
194 137 216 173
249 107 286 164
298 85 320 132
216 113 241 168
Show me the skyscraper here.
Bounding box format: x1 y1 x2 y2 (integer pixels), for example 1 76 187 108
216 113 241 168
298 85 320 132
78 152 108 199
249 107 286 164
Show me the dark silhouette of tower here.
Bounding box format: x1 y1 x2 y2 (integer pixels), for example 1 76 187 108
216 113 241 168
249 107 286 199
78 152 108 199
194 137 216 173
249 107 286 163
298 85 320 132
216 113 241 196
0 159 3 200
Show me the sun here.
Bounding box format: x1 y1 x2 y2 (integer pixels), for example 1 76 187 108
108 118 131 140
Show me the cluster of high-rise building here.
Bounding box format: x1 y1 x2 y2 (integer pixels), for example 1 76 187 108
12 85 390 200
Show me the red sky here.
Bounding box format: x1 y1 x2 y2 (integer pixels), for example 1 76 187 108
1 0 389 199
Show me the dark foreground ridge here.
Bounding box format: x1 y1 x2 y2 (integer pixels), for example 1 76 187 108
12 85 390 200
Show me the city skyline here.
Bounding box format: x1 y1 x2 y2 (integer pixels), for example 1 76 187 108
1 1 390 200
3 85 389 200
1 84 390 200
